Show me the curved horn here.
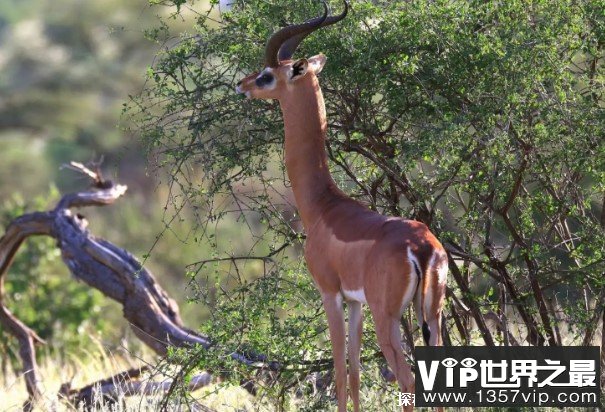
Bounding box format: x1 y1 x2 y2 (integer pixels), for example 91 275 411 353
264 1 329 68
278 0 349 62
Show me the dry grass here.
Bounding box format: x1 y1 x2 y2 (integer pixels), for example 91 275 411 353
0 342 402 411
0 340 256 412
2 340 591 411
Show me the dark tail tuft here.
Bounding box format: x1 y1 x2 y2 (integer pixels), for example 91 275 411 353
422 321 431 345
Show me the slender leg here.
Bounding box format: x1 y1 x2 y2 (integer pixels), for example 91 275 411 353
428 310 444 412
413 288 428 345
425 269 445 347
347 301 363 412
425 263 447 412
372 312 415 412
427 314 442 346
321 293 347 412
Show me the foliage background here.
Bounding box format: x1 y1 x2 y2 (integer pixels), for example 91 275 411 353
0 0 224 370
133 0 605 408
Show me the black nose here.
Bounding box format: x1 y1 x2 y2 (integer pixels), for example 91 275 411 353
237 80 242 86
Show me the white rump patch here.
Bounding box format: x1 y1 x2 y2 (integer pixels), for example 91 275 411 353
423 251 438 312
342 288 367 304
437 251 448 285
407 247 421 279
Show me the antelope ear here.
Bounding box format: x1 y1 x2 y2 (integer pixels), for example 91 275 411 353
289 58 309 82
307 54 327 74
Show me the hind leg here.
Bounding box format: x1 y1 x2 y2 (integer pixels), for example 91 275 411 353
413 289 431 345
426 310 442 346
418 260 447 347
422 262 447 412
371 312 414 412
424 274 446 347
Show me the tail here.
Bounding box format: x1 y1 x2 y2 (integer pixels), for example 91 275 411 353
420 258 431 346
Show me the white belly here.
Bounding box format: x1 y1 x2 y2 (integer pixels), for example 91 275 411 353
341 288 367 304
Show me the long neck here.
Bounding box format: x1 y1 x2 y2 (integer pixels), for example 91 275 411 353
279 75 341 229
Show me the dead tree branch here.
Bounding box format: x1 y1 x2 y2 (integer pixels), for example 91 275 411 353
0 162 267 410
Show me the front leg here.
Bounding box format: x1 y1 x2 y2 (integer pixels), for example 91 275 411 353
347 300 363 412
321 292 347 412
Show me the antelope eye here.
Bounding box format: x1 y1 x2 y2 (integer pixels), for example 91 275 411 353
256 73 274 87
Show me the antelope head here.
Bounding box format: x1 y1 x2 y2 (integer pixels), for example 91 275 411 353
236 0 348 100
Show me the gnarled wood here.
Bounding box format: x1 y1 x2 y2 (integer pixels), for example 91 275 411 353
0 162 265 410
60 366 213 409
